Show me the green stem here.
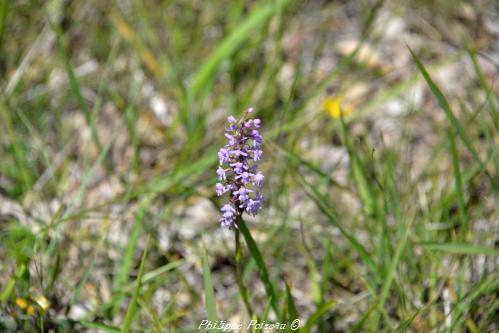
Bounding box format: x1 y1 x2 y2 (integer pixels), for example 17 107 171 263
236 215 280 318
235 224 254 318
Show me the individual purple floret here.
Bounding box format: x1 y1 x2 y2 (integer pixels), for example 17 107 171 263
216 108 264 228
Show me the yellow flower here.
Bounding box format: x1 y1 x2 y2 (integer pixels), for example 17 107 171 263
26 305 35 315
322 96 353 119
34 294 50 312
27 288 51 313
15 298 28 310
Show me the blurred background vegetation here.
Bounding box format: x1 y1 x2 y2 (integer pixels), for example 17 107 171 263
0 0 498 332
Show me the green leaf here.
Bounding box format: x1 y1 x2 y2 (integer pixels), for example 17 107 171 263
190 0 289 98
306 257 322 305
447 276 499 332
0 102 33 192
51 20 102 152
0 264 26 302
339 115 376 217
79 321 120 333
202 248 219 333
297 174 381 285
448 127 468 235
301 300 335 333
136 260 184 287
0 0 8 51
237 217 280 318
371 218 411 330
112 196 152 315
416 242 499 256
121 237 150 333
350 302 378 333
235 228 254 317
270 142 350 191
285 283 300 332
467 47 498 128
321 240 332 299
408 47 486 174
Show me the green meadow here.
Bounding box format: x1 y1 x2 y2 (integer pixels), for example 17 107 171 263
0 0 497 332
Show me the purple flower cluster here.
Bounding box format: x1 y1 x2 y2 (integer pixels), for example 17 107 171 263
216 108 264 228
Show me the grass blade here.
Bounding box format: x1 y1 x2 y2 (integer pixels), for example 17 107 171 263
190 0 288 98
339 115 377 217
297 174 381 285
285 283 299 330
202 248 219 332
447 276 499 332
416 242 499 256
79 321 120 333
112 196 152 315
136 260 184 288
408 47 486 174
51 21 102 152
467 47 497 128
110 11 165 78
448 127 468 237
269 141 350 191
121 237 150 333
371 218 412 330
0 0 8 52
0 264 26 302
301 300 335 333
0 102 33 193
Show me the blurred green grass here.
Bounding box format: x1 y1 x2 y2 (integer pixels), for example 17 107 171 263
0 0 498 332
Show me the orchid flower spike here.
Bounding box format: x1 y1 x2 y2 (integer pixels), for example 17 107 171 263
216 108 264 228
